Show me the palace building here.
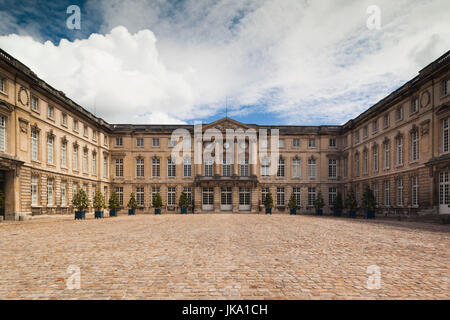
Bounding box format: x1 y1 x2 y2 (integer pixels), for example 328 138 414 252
0 48 449 220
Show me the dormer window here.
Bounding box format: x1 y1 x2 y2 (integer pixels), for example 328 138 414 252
308 138 316 148
115 137 123 146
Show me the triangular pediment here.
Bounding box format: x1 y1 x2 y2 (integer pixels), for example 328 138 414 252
203 117 253 132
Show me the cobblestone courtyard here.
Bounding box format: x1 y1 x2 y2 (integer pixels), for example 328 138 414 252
0 214 449 299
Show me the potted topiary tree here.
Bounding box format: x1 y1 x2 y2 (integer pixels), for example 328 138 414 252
127 192 137 215
153 192 163 214
93 188 105 219
73 188 89 220
288 193 298 215
362 186 376 219
179 191 189 214
108 191 120 217
332 192 344 217
313 191 325 216
264 193 274 214
344 189 358 218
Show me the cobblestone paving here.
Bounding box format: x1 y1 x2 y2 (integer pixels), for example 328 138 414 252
0 214 449 299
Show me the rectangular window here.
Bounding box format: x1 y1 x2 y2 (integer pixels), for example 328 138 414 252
152 138 160 147
31 176 38 206
61 142 67 168
411 97 419 114
83 149 88 173
136 187 144 207
202 187 214 205
152 158 160 177
223 159 231 177
115 187 123 207
92 153 96 175
308 158 316 178
328 159 337 178
31 96 38 111
293 139 300 147
136 138 144 147
0 76 5 93
92 131 97 142
383 113 390 128
83 125 88 137
444 117 450 153
261 187 269 204
277 159 285 177
308 138 316 148
221 187 232 205
396 137 403 166
384 180 390 206
373 147 378 172
61 113 67 126
411 176 419 206
61 181 67 206
115 159 123 177
47 135 54 164
396 106 403 121
183 158 192 177
329 138 336 148
354 131 360 144
396 179 404 206
308 187 316 206
278 139 285 148
293 187 301 207
183 187 192 205
240 159 249 177
204 159 213 177
355 153 360 177
115 137 123 146
31 130 39 160
411 130 419 161
372 119 378 133
73 183 78 199
328 187 337 206
73 146 78 170
103 156 108 177
444 79 450 95
261 158 269 177
292 159 301 178
239 187 250 206
104 135 108 146
73 119 78 132
48 105 54 119
362 150 368 174
168 158 176 177
363 126 368 139
277 187 285 206
152 187 160 203
136 158 144 177
383 142 390 169
168 138 175 148
0 116 5 151
47 178 54 206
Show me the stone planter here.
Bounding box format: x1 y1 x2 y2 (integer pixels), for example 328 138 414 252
348 210 357 218
75 210 86 220
109 210 118 217
180 207 187 214
94 210 104 219
265 208 272 214
364 210 375 219
155 208 161 215
289 208 296 215
333 209 342 217
128 209 136 215
315 209 323 216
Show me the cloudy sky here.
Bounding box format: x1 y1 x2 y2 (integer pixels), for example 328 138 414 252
0 0 449 125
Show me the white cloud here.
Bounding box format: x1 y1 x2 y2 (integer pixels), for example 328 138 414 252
0 0 449 125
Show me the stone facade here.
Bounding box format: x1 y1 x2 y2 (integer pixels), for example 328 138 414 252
0 48 449 220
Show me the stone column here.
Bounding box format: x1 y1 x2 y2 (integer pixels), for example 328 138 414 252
232 186 239 213
251 186 259 213
194 186 202 213
214 186 221 213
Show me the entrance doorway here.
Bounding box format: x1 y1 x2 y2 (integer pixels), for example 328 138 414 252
221 187 232 211
439 171 450 214
239 187 251 211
